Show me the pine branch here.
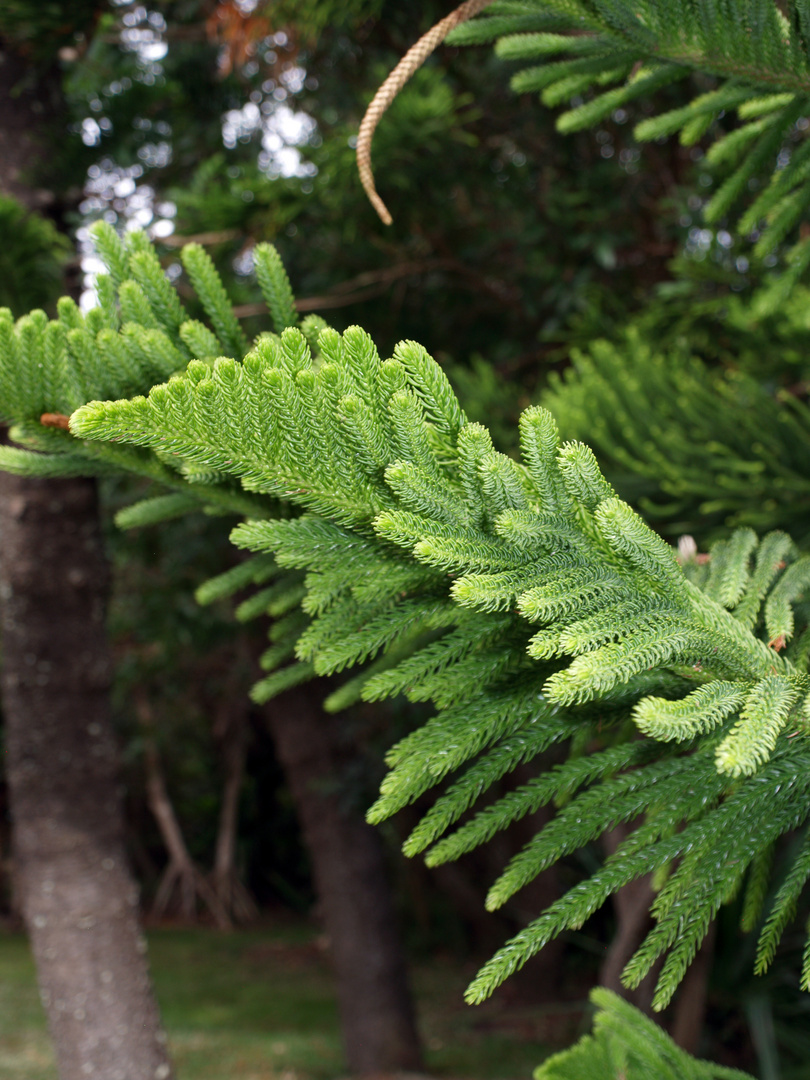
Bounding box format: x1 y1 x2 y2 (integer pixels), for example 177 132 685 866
441 1 810 266
10 232 810 1018
536 987 755 1079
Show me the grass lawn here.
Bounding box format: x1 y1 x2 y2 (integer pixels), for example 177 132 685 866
0 920 580 1080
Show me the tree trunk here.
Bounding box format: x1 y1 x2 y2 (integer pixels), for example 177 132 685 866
599 823 658 1012
0 42 61 208
0 32 173 1079
670 921 716 1055
600 822 715 1051
135 691 231 929
0 472 174 1080
211 696 259 924
264 687 423 1075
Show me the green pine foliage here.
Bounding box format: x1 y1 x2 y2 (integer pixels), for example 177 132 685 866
0 222 322 706
536 988 754 1079
71 310 810 1011
0 196 71 316
542 327 810 542
0 222 270 522
449 1 810 276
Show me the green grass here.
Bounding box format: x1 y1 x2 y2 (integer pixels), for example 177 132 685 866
0 921 563 1079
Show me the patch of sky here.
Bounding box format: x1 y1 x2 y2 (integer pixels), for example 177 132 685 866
78 160 177 310
78 1 318 311
221 60 317 178
114 2 167 83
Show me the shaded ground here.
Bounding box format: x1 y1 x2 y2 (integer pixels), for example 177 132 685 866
0 920 586 1079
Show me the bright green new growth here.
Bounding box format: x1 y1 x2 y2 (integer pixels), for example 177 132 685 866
72 296 810 1010
0 222 268 520
0 224 323 703
254 243 299 334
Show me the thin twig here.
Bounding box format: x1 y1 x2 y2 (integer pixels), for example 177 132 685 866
356 0 495 225
159 229 240 248
230 258 457 317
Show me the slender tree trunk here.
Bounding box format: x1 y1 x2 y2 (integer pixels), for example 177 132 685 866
264 687 423 1075
143 740 231 930
600 823 715 1051
211 697 259 924
599 823 658 1012
0 472 173 1080
670 921 716 1055
135 691 231 929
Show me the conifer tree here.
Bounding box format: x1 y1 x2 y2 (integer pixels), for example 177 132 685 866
542 324 810 543
0 220 424 1076
0 12 174 1079
3 217 795 1075
69 299 810 1014
7 1 810 1075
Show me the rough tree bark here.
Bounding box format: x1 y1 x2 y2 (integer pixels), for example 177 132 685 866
265 687 423 1075
0 474 173 1080
0 33 173 1080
